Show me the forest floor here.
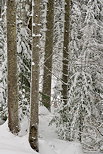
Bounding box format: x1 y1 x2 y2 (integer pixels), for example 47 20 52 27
0 106 101 154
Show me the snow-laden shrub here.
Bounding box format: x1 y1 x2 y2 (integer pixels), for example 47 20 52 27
0 5 7 122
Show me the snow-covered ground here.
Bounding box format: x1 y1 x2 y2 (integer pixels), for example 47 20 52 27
0 106 84 154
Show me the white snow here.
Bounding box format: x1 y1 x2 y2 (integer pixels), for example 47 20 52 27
0 106 84 154
32 62 35 66
0 122 37 154
59 142 83 154
32 34 41 37
39 140 57 154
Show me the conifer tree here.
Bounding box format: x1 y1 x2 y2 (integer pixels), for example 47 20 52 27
52 0 103 151
29 0 40 151
0 0 8 123
7 0 19 134
42 0 54 110
17 0 32 121
61 0 71 104
0 15 7 122
51 0 64 106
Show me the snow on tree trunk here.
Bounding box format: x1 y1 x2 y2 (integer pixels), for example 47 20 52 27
29 0 40 152
61 0 71 104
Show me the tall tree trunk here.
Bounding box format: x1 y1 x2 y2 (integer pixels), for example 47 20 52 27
61 0 71 104
42 0 54 111
0 7 1 18
0 0 2 18
29 0 40 152
78 104 83 142
7 0 19 134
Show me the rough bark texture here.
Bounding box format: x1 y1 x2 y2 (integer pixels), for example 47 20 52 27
7 0 19 134
78 104 83 142
29 0 40 152
27 2 32 32
42 0 54 111
0 0 2 18
61 0 70 104
0 7 1 18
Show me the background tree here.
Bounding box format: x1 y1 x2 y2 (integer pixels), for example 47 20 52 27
16 0 32 126
51 0 64 107
0 0 1 18
0 0 7 124
52 0 103 151
61 0 71 104
42 0 54 110
0 14 7 123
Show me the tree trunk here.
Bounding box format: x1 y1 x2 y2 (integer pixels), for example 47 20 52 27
42 0 54 111
29 0 40 152
0 7 1 18
0 0 3 18
61 0 71 104
7 0 19 134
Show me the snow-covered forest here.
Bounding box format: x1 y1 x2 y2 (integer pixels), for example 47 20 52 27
0 0 103 154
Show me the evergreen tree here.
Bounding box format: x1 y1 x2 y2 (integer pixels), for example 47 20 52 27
51 0 64 107
0 0 7 123
17 0 32 122
29 0 40 151
52 0 103 151
61 0 71 104
42 0 54 110
7 0 19 134
0 15 7 122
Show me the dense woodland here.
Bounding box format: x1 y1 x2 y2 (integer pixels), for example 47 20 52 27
0 0 103 152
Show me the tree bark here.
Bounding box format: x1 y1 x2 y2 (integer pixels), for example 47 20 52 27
42 0 54 111
0 7 1 18
29 0 40 152
0 0 3 18
7 0 19 134
61 0 71 104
